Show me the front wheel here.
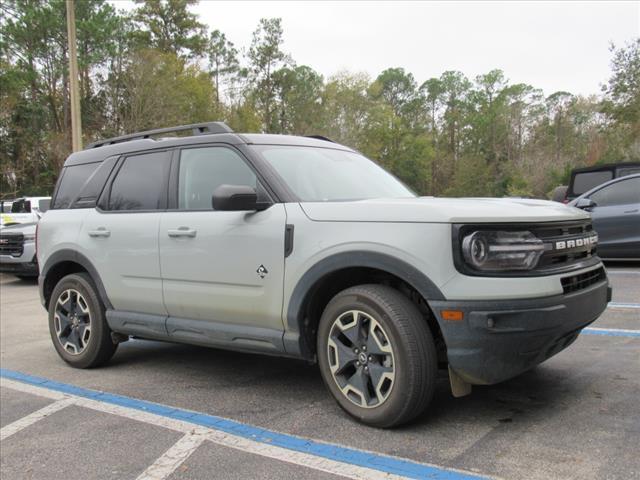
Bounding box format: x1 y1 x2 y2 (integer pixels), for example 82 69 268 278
48 273 117 368
317 284 437 428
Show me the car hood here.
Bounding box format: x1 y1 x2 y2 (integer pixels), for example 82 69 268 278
300 197 590 223
0 222 37 234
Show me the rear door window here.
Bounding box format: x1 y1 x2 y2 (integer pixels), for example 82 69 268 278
107 151 171 211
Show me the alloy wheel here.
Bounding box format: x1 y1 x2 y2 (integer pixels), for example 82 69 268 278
326 309 395 408
54 289 92 355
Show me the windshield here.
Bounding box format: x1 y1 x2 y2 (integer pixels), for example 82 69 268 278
254 145 414 201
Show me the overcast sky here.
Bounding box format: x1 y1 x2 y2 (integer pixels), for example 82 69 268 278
113 1 639 96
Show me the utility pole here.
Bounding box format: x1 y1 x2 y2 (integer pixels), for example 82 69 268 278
66 0 82 151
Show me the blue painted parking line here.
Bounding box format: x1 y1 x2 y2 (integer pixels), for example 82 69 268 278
582 328 640 338
607 302 640 310
0 368 488 480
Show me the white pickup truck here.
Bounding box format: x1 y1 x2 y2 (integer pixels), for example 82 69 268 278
0 197 51 227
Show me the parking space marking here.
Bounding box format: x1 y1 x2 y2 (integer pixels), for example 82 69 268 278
0 370 491 480
0 398 74 441
606 270 640 275
136 432 208 480
607 302 640 310
582 327 640 338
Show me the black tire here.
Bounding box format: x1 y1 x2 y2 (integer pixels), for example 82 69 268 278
317 284 437 428
48 273 117 368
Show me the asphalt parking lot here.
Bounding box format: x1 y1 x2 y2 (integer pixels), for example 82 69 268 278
1 266 638 480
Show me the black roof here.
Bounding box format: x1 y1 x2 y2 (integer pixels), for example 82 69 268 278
65 122 352 167
571 161 640 174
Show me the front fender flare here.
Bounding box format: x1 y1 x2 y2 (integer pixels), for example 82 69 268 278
284 251 445 358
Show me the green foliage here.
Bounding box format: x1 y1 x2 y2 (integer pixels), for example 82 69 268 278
131 0 207 58
247 18 291 132
0 2 637 199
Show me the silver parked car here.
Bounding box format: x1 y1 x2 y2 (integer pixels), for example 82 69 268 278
570 174 640 260
37 122 610 427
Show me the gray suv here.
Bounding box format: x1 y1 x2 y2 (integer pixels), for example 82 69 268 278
38 122 611 427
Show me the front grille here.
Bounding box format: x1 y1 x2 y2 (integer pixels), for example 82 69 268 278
533 221 598 273
561 267 606 294
0 233 24 256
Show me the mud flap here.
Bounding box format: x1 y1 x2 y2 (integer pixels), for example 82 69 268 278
448 365 472 397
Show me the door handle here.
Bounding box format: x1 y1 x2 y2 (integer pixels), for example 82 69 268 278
88 228 110 238
167 227 197 238
623 209 639 214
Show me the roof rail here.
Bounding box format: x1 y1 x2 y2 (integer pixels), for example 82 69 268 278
305 135 335 143
86 122 234 149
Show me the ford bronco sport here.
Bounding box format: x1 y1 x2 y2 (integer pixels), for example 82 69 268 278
37 122 611 427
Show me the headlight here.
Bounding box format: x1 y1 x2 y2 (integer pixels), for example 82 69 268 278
461 230 545 271
23 233 36 241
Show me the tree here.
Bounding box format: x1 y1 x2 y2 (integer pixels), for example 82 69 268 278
118 50 216 133
439 71 471 174
546 91 576 164
207 30 239 106
273 65 323 135
420 78 444 194
247 18 291 132
132 0 207 58
601 39 640 160
370 68 419 118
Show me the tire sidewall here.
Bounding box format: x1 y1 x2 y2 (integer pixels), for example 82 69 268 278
48 273 111 368
317 289 422 426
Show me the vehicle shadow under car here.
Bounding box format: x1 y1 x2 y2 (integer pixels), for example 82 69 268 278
106 338 592 431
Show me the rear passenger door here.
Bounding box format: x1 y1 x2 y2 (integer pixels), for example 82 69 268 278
79 150 171 316
159 145 287 350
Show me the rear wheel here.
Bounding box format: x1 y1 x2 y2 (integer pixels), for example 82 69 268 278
48 273 117 368
317 284 437 428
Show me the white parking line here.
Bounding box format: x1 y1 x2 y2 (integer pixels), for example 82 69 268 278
136 432 208 480
1 378 459 480
607 270 640 275
0 398 75 441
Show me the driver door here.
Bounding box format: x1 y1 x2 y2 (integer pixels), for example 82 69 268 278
159 145 287 350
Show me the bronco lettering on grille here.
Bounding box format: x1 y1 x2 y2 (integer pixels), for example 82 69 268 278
554 234 598 251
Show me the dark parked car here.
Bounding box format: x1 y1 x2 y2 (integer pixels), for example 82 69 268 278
569 174 640 260
553 162 640 203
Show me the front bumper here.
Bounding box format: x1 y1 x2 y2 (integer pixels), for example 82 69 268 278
0 256 38 276
0 242 38 276
430 278 611 385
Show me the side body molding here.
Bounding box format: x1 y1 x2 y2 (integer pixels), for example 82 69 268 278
39 249 113 310
283 251 446 359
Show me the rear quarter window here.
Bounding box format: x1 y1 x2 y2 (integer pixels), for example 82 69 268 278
52 162 100 209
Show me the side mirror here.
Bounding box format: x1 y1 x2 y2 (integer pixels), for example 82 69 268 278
575 198 597 210
212 185 271 211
